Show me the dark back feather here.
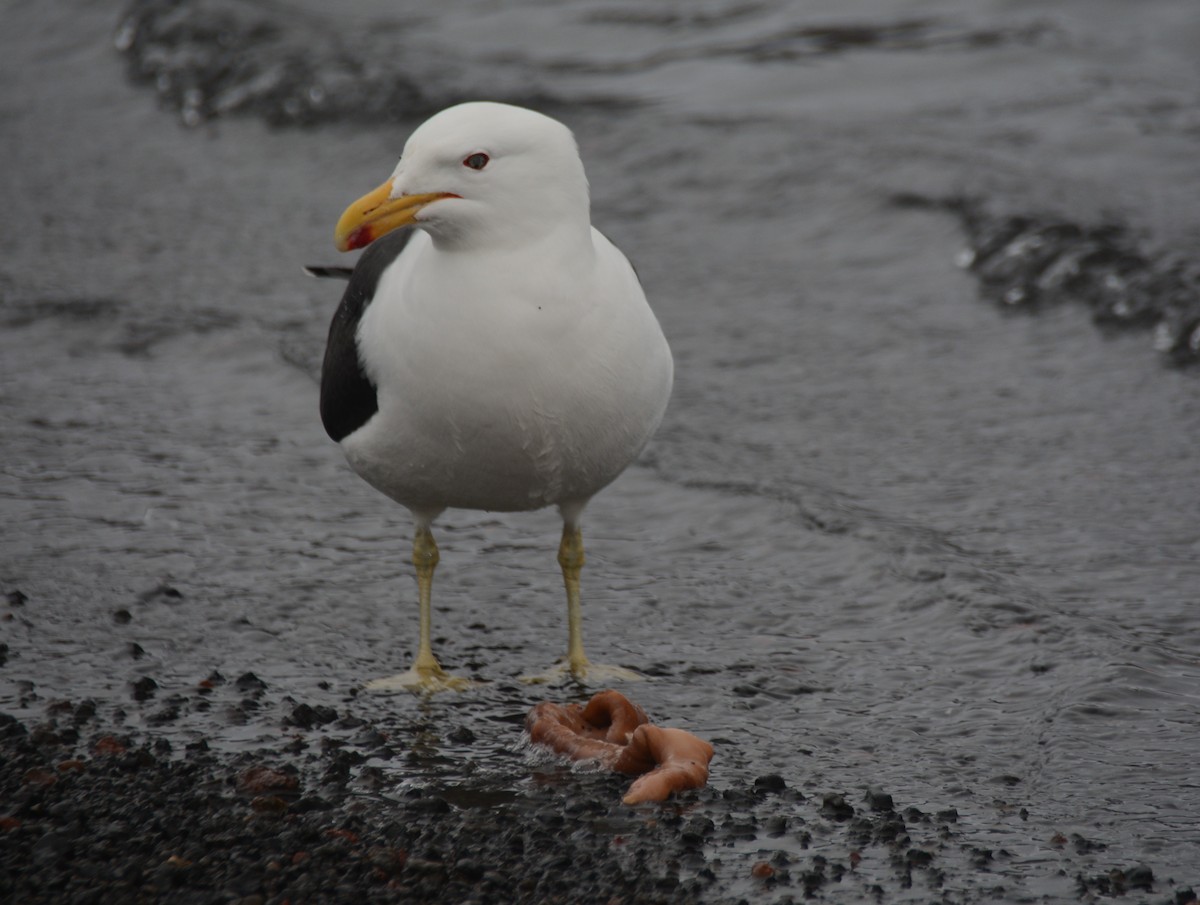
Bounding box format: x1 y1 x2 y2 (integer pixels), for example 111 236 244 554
319 230 412 442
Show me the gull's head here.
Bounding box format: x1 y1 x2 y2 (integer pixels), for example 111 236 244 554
334 102 590 253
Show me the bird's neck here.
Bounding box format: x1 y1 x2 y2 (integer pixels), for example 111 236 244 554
427 213 594 260
414 226 599 302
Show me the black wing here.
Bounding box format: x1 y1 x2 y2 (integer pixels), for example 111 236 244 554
318 230 413 443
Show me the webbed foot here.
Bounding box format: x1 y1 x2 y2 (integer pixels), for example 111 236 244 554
364 662 479 694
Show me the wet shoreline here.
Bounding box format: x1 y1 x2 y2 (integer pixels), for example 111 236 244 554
4 0 1200 901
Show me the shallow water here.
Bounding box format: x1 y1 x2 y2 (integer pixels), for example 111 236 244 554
3 0 1199 900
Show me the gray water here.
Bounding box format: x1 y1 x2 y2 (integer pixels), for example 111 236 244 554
3 0 1199 900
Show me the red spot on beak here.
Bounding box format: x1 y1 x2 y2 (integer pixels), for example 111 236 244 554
342 226 372 251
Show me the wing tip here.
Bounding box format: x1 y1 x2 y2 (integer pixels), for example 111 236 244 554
303 265 355 280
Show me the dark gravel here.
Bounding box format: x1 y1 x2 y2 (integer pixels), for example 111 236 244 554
4 700 1194 904
2 706 707 905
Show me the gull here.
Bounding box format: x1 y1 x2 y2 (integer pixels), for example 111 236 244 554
318 102 673 692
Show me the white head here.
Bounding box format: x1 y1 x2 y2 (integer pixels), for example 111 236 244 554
334 102 591 253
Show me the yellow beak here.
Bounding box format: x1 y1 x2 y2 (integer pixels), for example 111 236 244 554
334 180 457 252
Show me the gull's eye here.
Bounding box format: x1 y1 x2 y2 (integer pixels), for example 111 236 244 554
463 152 490 170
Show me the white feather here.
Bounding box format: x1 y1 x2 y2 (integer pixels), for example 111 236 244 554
339 103 673 521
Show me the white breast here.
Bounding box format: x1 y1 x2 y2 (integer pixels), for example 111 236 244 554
341 229 672 516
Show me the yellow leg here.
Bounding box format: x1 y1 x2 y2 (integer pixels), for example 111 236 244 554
521 523 642 685
364 526 475 693
560 524 589 676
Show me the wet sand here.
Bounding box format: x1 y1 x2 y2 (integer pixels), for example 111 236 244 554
3 1 1200 902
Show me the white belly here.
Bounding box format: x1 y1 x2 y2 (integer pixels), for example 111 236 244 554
340 230 672 516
